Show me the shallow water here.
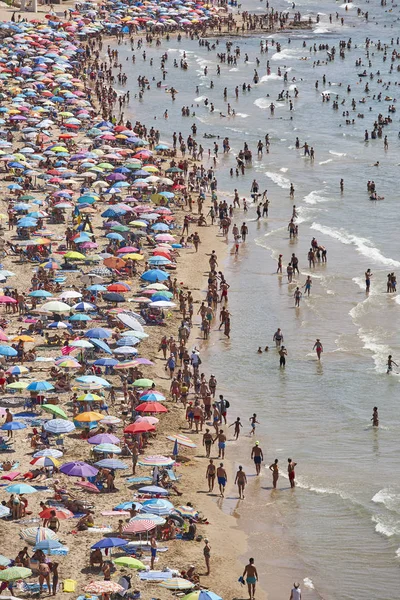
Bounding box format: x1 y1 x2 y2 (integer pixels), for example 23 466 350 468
115 0 400 596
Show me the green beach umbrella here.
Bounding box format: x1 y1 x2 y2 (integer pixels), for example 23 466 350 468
42 405 68 420
132 379 155 388
0 567 32 581
113 557 146 570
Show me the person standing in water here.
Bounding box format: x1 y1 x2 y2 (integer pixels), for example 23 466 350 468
269 458 279 488
235 465 247 499
294 287 302 307
273 328 283 348
279 346 287 368
229 417 242 440
288 458 297 488
249 413 260 435
251 441 264 475
386 355 398 374
371 407 379 427
313 339 323 360
365 269 372 293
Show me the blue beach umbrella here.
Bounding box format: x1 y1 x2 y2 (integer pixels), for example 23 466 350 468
85 328 111 339
26 381 54 392
141 269 169 283
94 459 128 470
5 483 37 494
0 346 18 357
89 339 112 354
1 421 26 431
91 538 128 550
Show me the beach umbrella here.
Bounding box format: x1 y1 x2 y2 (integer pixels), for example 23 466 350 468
1 421 26 431
91 538 128 550
114 501 144 511
94 459 128 470
131 513 165 526
99 416 122 426
0 568 32 582
26 381 54 392
166 434 197 449
141 269 169 283
93 358 119 368
5 366 29 375
41 300 71 313
6 483 37 495
140 392 166 402
182 592 222 600
76 376 111 387
175 506 199 519
38 508 73 520
30 456 59 468
74 411 104 423
138 485 169 496
138 456 174 467
75 481 100 494
84 582 124 595
41 404 68 419
85 328 111 339
20 527 58 545
122 520 156 534
33 449 63 459
0 346 17 357
88 433 120 445
113 556 146 570
88 339 112 355
158 579 195 591
103 292 125 303
6 381 29 390
93 443 121 454
76 393 102 403
135 402 168 414
124 422 156 434
135 416 159 426
60 461 98 478
70 339 94 349
132 379 155 389
34 540 62 551
44 419 75 434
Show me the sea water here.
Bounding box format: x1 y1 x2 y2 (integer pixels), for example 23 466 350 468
116 0 400 596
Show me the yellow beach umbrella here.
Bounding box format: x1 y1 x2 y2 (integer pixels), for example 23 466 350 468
74 411 104 422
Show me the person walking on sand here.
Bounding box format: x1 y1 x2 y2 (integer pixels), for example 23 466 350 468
288 458 297 488
249 413 259 435
203 539 211 575
269 459 279 488
290 583 302 600
214 429 226 459
251 441 264 475
229 417 242 440
313 339 323 360
243 558 258 600
387 355 398 374
206 459 216 492
217 463 227 497
235 465 247 499
203 429 214 458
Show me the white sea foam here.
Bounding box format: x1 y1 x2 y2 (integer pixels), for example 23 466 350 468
254 98 270 110
314 27 330 33
259 73 282 82
357 328 390 372
310 223 400 268
372 516 396 537
271 49 303 61
194 95 207 102
229 68 239 72
372 489 400 513
319 159 333 165
280 167 288 173
303 578 315 589
235 113 249 118
329 150 347 157
265 171 291 189
304 190 332 205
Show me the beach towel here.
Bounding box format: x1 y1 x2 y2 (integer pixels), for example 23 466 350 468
63 579 77 593
86 526 112 533
138 571 173 581
1 471 20 481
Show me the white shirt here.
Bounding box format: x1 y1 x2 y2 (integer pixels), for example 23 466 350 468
291 587 301 600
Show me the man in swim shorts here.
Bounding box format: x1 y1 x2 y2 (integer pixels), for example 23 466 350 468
243 558 258 600
288 458 297 488
216 463 227 497
251 441 264 476
214 429 226 459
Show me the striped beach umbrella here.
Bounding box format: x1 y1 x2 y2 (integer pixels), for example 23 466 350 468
138 455 174 467
158 578 195 590
122 519 156 534
166 434 197 448
20 527 59 545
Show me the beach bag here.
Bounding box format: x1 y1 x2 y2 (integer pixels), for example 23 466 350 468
63 579 77 593
225 401 230 409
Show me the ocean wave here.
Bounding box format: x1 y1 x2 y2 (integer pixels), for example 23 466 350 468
319 159 333 165
372 489 400 514
303 190 332 205
314 27 330 33
329 150 347 157
271 49 303 61
254 98 270 110
259 73 282 82
357 328 390 372
194 95 207 102
265 171 291 189
372 515 399 538
310 223 400 268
